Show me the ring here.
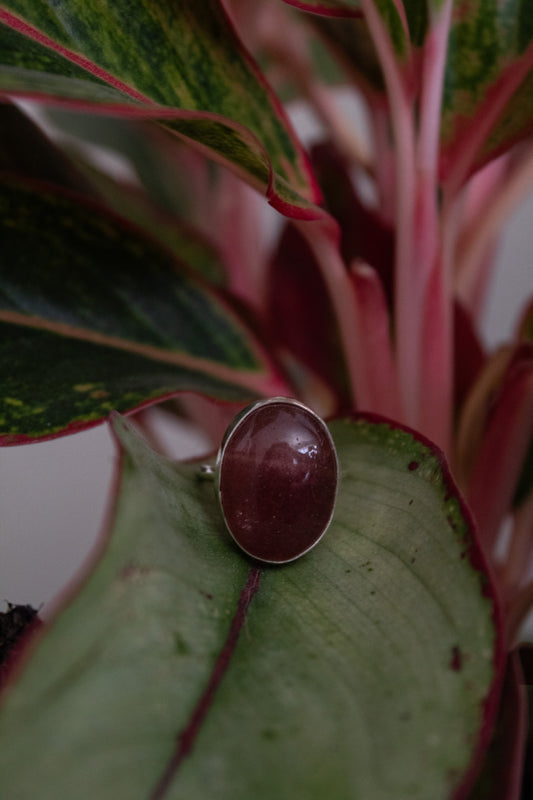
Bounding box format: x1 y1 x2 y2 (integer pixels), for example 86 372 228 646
203 397 339 565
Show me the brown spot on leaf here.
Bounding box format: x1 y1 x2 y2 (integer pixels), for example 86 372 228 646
450 645 463 672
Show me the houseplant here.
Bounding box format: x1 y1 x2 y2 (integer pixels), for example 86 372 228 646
0 0 532 796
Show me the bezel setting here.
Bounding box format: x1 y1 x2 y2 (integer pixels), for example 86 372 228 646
216 397 339 565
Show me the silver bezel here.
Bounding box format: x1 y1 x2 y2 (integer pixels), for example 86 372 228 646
216 397 339 564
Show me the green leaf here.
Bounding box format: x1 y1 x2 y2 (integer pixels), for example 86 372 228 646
0 178 278 442
0 105 224 283
285 0 410 58
0 323 257 444
44 110 201 222
0 414 502 798
403 0 429 48
0 102 93 192
285 0 428 41
441 0 533 184
0 1 319 217
74 166 227 286
310 15 386 93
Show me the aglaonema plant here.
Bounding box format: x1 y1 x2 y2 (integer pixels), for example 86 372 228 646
0 0 532 797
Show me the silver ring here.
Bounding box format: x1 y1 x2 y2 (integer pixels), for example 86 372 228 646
203 397 338 565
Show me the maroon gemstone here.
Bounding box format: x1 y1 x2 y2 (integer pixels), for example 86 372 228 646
218 399 338 564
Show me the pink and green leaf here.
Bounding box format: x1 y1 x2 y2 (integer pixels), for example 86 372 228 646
42 110 205 226
0 413 502 799
0 178 284 444
0 102 94 193
0 105 227 286
0 324 260 445
283 0 424 57
69 164 229 286
441 0 533 189
348 261 400 418
0 1 320 217
283 0 413 99
308 15 387 96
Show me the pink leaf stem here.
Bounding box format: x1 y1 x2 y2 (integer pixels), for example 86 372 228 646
454 346 513 488
415 0 454 294
212 171 271 309
466 355 533 557
453 156 508 321
359 0 416 428
280 1 361 18
348 259 400 416
369 104 396 224
455 146 533 322
417 0 454 187
305 82 374 169
295 218 362 409
413 0 454 451
418 255 453 453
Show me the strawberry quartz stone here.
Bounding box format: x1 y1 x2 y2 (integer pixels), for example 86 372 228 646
218 399 338 564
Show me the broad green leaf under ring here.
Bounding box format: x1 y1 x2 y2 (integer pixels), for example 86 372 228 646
0 414 502 799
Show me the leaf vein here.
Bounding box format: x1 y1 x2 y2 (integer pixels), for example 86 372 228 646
148 565 261 800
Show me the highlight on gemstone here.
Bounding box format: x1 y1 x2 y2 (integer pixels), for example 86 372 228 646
217 398 338 564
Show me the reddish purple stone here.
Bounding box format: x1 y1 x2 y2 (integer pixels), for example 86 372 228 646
218 399 338 563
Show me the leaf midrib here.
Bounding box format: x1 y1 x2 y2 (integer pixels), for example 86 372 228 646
0 310 269 391
149 566 261 800
0 8 155 104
